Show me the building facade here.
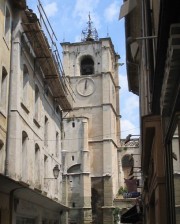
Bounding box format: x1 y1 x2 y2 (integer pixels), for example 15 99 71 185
61 20 121 223
0 1 73 223
0 2 122 224
116 138 142 224
119 138 141 190
120 0 180 223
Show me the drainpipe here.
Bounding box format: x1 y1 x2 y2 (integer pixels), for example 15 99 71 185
4 12 14 177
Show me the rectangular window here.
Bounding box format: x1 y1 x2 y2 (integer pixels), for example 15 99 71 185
22 131 28 181
44 155 48 189
44 155 48 177
56 132 59 157
35 144 40 185
22 64 29 106
44 116 48 147
4 5 11 44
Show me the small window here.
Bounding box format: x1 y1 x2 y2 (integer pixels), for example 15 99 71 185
72 121 75 127
122 154 134 167
56 132 59 156
72 156 74 161
44 116 48 147
44 155 48 180
4 5 11 43
34 85 40 120
122 154 134 179
35 143 40 184
22 131 28 180
81 56 94 75
22 64 29 105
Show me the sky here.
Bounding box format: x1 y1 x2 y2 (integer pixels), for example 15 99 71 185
26 0 140 139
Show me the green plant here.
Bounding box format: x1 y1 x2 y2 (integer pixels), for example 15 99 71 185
113 207 120 223
118 186 128 195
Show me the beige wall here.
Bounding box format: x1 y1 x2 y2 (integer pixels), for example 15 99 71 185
62 38 120 223
0 0 12 174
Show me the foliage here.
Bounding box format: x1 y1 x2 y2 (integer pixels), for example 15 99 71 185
113 207 120 223
118 186 128 195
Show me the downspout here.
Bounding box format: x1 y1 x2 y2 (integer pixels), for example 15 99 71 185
4 10 15 177
140 0 146 223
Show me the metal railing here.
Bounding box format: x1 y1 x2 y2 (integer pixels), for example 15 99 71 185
37 0 73 98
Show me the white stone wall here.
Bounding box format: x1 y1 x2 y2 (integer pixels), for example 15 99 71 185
0 0 12 174
6 12 63 202
62 39 117 78
62 38 120 223
172 128 180 173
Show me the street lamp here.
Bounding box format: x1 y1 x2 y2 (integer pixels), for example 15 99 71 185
53 165 60 179
44 165 60 179
125 134 140 144
127 36 157 44
127 35 157 60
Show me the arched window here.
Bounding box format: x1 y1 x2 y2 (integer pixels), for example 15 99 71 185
122 154 134 167
22 64 29 105
34 84 40 120
22 131 28 180
0 67 8 110
35 143 40 185
67 164 81 173
56 132 59 157
81 56 94 75
122 154 134 179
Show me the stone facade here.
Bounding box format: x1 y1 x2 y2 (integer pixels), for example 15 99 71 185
0 0 12 175
122 0 180 223
0 2 122 224
61 38 121 224
0 1 72 223
119 139 141 191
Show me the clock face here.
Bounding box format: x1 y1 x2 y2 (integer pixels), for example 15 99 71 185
76 78 95 96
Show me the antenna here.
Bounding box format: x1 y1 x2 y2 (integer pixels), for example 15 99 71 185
81 12 98 42
63 32 65 42
107 26 109 37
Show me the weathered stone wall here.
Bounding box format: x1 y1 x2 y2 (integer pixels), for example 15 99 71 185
62 38 120 224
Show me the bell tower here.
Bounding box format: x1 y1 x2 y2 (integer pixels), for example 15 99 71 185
61 15 121 224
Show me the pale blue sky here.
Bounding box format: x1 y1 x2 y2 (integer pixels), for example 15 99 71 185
26 0 140 138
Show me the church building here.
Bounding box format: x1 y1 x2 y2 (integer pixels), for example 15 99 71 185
61 15 121 224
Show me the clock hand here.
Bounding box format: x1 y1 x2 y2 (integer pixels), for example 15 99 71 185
84 79 87 89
